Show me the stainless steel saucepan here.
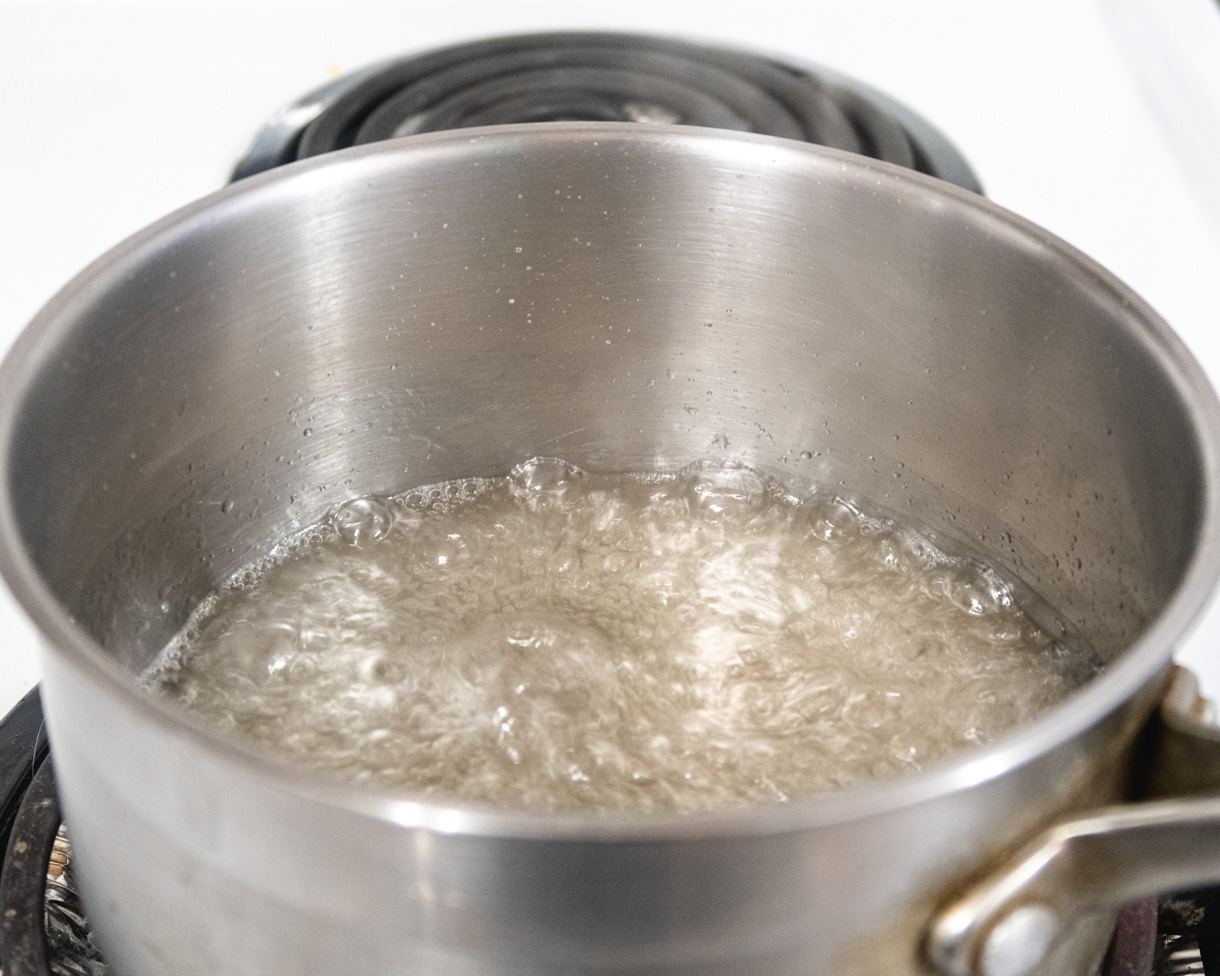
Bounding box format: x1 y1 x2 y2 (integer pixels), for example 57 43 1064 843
2 123 1220 976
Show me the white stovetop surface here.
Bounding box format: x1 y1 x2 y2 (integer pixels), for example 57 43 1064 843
3 0 1220 717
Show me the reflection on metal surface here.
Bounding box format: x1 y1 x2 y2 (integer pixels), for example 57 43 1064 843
1145 667 1220 798
926 667 1220 976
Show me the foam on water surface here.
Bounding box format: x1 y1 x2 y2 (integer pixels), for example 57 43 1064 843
147 458 1099 813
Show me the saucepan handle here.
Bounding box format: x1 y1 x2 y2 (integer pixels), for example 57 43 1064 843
924 666 1220 976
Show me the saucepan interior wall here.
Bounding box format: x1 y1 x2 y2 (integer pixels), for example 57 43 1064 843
3 127 1202 677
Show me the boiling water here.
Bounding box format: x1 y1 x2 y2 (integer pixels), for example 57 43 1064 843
148 458 1098 813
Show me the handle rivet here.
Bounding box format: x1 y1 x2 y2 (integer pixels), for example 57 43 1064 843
979 904 1057 976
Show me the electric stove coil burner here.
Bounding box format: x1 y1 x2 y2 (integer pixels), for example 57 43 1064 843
231 32 982 193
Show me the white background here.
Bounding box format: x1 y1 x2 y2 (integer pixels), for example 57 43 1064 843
3 0 1220 716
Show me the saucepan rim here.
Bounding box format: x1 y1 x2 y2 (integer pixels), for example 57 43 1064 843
2 122 1219 840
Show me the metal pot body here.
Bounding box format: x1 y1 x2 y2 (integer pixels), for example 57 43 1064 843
2 124 1219 976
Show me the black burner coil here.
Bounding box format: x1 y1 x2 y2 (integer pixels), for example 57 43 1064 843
231 32 981 192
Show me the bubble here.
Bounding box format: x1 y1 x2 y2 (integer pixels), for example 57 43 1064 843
402 490 429 510
680 459 770 519
333 496 393 546
509 456 584 494
813 497 859 540
895 528 947 568
937 564 1014 617
356 652 401 685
